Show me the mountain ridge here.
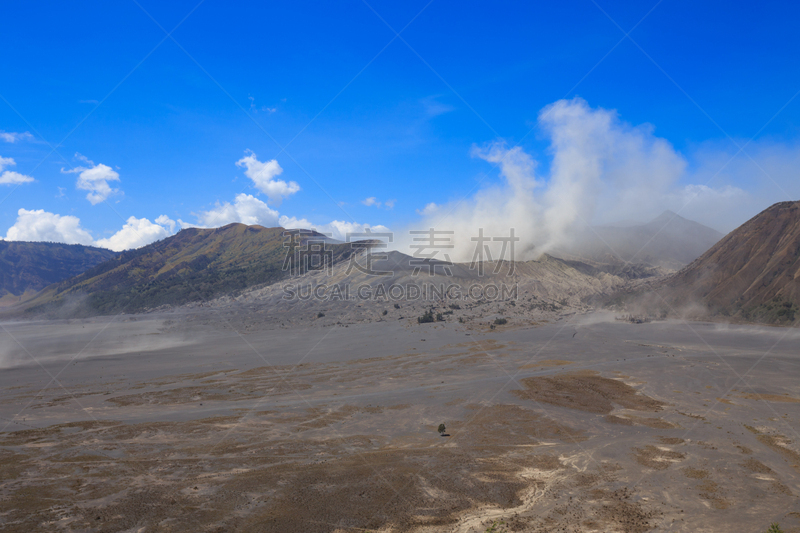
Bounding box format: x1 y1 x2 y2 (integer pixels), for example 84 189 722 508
18 223 365 316
0 241 118 302
661 200 800 324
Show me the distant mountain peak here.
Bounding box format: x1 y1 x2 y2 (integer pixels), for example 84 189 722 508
560 212 724 271
647 209 707 228
651 209 680 222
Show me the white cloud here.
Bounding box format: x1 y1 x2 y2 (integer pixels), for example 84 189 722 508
362 197 395 209
182 149 385 241
95 216 174 252
193 193 280 228
3 199 388 252
236 151 299 205
421 95 455 117
188 191 389 242
0 156 34 185
362 197 381 207
3 209 177 251
279 216 391 242
0 131 33 143
0 171 35 185
248 96 277 114
62 154 121 205
155 214 176 233
4 208 94 245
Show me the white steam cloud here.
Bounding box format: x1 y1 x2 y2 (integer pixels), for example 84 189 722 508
403 97 756 261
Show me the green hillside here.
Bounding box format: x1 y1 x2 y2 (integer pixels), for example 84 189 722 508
0 241 118 298
24 223 363 315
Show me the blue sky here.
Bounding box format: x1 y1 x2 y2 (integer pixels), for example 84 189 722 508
1 0 799 251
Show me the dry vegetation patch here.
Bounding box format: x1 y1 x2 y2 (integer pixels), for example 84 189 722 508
682 466 709 479
456 404 585 447
513 371 663 414
595 487 661 533
744 425 800 469
605 414 678 429
520 359 574 370
737 393 800 403
741 458 774 474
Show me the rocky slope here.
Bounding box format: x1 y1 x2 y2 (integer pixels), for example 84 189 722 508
661 200 800 324
200 248 667 329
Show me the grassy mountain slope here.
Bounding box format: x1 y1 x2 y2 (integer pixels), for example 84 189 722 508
0 241 118 298
23 223 363 315
663 200 800 324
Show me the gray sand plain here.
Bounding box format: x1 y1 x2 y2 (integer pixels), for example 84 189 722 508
1 311 799 532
